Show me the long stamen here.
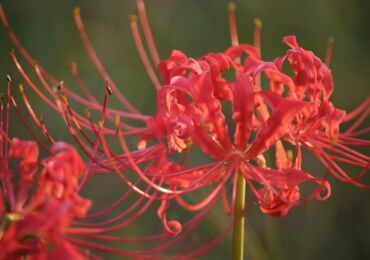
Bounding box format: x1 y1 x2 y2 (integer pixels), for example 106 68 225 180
220 186 231 214
345 107 369 134
228 3 239 47
4 75 11 160
19 84 55 143
254 18 262 56
98 120 164 200
342 127 370 137
343 97 369 122
146 201 217 255
70 61 137 137
186 223 233 259
313 135 369 162
0 97 3 157
325 36 335 66
14 52 107 140
73 7 140 114
10 51 58 110
68 238 143 258
175 166 233 211
72 232 169 243
14 53 101 140
129 15 161 90
339 135 370 146
136 0 161 66
313 147 369 187
33 64 58 99
64 87 148 122
0 6 36 66
117 130 182 195
76 184 150 227
70 61 97 102
68 187 159 234
83 179 141 219
40 65 144 138
78 82 112 188
37 55 147 130
60 96 115 172
253 18 263 92
10 96 49 152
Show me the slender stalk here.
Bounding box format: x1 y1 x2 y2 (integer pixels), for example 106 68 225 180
232 172 246 260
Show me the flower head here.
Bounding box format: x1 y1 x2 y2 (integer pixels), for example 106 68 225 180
0 137 90 259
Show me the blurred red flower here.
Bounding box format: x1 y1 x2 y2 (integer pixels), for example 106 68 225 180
0 138 90 259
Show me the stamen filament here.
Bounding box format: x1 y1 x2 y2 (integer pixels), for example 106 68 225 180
129 15 161 90
136 0 161 66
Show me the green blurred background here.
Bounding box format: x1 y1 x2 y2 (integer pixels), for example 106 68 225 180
0 0 369 259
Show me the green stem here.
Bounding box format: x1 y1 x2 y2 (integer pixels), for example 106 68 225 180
232 172 246 260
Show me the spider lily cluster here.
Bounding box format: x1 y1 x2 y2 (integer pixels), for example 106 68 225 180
0 0 369 259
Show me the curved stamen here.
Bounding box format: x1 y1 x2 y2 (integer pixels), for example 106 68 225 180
10 96 50 152
129 15 161 90
73 7 141 114
325 36 334 66
343 97 369 122
175 164 233 211
228 2 239 47
254 18 262 57
19 85 54 144
136 0 161 66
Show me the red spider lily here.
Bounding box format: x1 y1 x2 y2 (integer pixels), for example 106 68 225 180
0 78 191 259
148 48 331 219
0 136 90 259
254 35 370 188
0 0 368 259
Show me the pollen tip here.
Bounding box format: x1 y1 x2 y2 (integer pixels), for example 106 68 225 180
137 0 145 8
39 113 45 124
98 120 104 129
83 107 91 118
58 81 64 90
228 2 236 12
73 7 81 17
115 115 121 126
31 59 39 66
129 15 138 23
287 149 293 161
106 85 113 95
6 74 11 83
9 48 15 55
70 62 78 74
59 95 68 104
256 154 266 167
254 18 263 29
327 36 335 44
19 84 24 93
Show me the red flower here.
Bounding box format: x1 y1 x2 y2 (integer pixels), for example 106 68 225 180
256 36 370 187
0 138 88 259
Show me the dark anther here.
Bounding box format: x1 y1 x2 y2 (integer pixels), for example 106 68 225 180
107 85 113 95
39 113 45 124
0 93 6 101
58 81 64 90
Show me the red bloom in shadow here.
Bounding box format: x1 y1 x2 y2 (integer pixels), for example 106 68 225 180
0 138 89 259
